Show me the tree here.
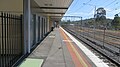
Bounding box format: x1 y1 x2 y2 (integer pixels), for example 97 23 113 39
95 7 106 21
95 7 106 29
111 14 120 30
96 7 106 16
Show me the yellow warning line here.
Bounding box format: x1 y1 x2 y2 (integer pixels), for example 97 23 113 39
61 29 88 67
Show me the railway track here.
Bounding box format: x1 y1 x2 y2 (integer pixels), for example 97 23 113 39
62 26 120 67
70 26 120 48
81 30 120 48
77 27 120 37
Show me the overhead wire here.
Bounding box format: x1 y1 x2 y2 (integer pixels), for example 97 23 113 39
118 12 120 14
82 8 94 19
85 1 117 19
81 0 110 19
104 0 117 7
106 1 120 12
66 0 79 13
97 0 110 6
85 0 120 19
65 0 81 13
73 0 92 12
65 0 119 19
70 0 80 10
67 0 92 15
103 0 120 19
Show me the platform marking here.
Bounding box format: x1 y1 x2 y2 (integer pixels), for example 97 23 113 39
62 40 73 42
19 58 44 67
60 29 89 67
49 36 55 38
61 27 109 67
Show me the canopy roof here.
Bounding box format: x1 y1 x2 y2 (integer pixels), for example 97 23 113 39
31 0 73 21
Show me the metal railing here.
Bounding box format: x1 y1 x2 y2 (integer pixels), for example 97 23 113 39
0 12 23 67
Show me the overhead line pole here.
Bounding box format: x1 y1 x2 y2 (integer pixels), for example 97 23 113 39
83 3 96 38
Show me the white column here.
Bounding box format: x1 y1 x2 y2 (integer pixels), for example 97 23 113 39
28 0 31 53
23 0 31 54
47 16 50 32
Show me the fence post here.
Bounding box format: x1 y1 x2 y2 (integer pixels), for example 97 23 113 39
4 13 7 67
20 15 23 54
6 13 10 66
1 12 5 67
0 12 1 67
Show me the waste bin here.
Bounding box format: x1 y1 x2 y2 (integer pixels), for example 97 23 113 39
51 27 54 31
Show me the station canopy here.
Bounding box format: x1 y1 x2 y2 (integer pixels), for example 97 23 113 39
31 0 73 21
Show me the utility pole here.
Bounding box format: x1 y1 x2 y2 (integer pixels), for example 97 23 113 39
83 3 96 38
93 6 96 38
96 7 106 49
80 17 82 34
81 17 82 28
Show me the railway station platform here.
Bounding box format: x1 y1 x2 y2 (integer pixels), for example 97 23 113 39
19 27 109 67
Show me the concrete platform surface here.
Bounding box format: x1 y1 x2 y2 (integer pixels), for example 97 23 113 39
21 28 109 67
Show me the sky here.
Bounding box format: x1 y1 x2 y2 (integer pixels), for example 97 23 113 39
64 0 120 20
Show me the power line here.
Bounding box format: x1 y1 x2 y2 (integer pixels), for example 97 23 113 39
107 5 120 13
104 0 117 7
70 0 79 10
97 0 110 6
67 0 92 14
118 12 120 14
83 0 92 5
67 4 95 19
74 0 92 12
103 0 120 13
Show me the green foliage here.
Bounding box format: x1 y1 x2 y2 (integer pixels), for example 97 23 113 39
88 21 93 25
96 7 106 15
95 7 106 25
111 15 120 30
